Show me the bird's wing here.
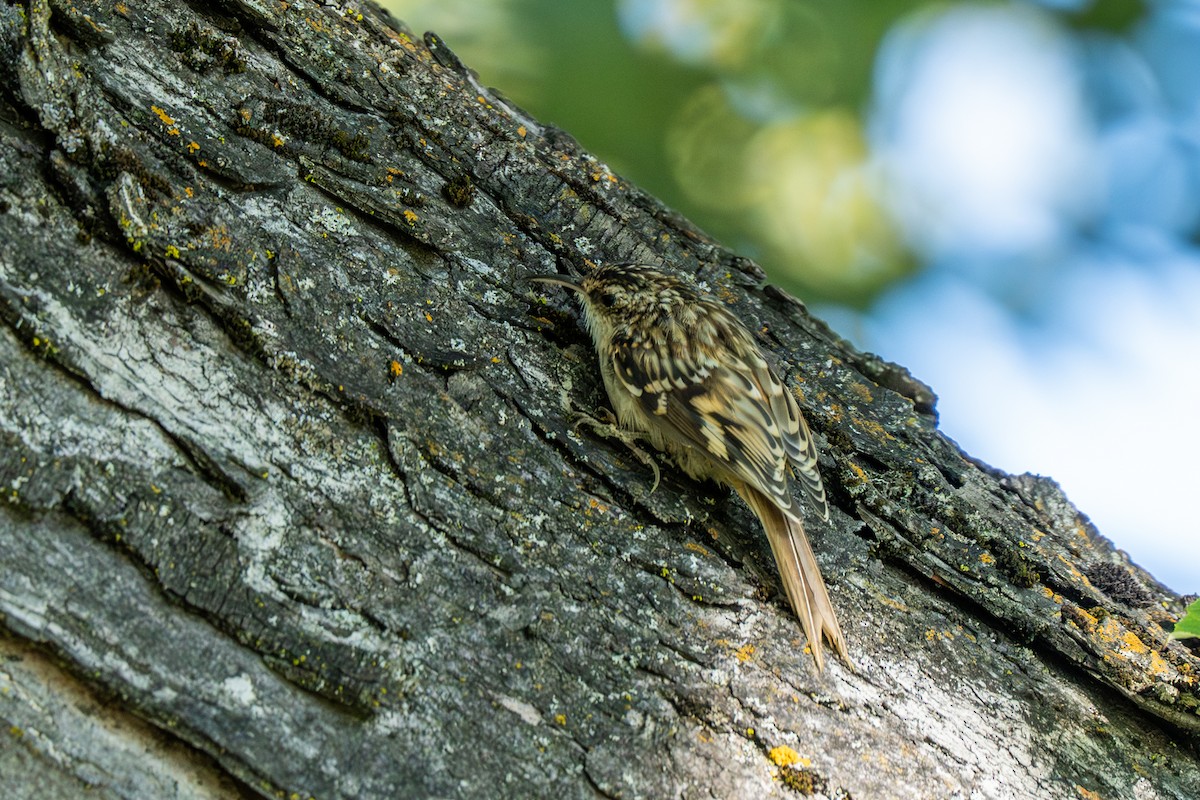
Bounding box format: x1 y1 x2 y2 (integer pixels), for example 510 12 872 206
608 304 825 518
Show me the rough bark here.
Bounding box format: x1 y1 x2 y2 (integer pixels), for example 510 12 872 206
0 1 1196 798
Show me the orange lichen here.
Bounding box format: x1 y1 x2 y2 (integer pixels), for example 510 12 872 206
151 105 175 125
878 595 910 612
1056 553 1088 583
1042 587 1064 604
734 643 755 663
852 417 894 441
151 105 181 136
204 225 233 251
1071 606 1100 629
848 382 874 404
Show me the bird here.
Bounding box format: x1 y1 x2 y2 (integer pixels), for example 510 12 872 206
530 263 851 671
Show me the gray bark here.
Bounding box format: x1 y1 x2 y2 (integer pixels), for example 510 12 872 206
0 1 1196 798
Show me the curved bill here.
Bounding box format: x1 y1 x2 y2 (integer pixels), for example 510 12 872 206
526 274 583 293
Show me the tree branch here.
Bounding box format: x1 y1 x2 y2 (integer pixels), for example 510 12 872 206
0 1 1195 798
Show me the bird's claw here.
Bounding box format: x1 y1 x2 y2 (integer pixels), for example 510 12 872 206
571 409 661 493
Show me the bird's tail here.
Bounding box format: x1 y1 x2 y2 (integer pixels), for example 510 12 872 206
738 485 852 672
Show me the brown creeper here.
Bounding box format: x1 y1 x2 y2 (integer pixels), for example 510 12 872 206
532 264 851 671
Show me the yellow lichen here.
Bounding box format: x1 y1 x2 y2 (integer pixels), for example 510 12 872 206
769 746 810 768
1146 650 1173 679
1120 628 1149 655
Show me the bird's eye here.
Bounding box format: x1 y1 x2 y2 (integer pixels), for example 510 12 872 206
598 291 617 308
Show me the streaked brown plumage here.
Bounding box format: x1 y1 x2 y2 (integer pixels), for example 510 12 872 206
532 263 851 671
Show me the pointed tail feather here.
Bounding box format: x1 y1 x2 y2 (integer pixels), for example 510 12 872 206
738 484 852 672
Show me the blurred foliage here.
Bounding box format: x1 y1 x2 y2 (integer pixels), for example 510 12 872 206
380 0 1147 305
1174 598 1200 640
1062 0 1145 32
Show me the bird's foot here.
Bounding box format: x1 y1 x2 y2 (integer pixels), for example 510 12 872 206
571 408 661 493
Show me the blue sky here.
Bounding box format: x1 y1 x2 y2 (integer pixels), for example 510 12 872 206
848 2 1200 592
